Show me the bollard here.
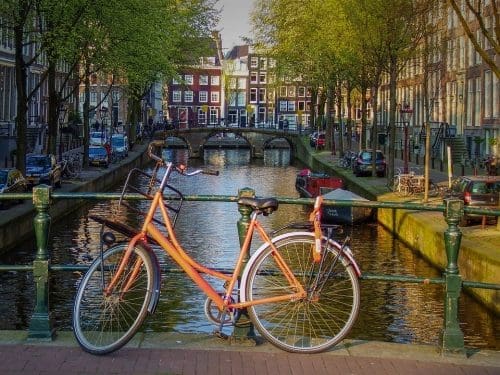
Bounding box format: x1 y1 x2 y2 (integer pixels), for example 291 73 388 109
28 185 56 341
231 187 256 344
440 198 465 355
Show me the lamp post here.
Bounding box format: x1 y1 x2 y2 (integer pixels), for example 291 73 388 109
400 103 413 174
100 106 109 142
58 104 67 161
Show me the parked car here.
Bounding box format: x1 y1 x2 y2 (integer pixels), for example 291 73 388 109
90 131 107 146
0 168 27 209
110 134 129 158
25 154 62 188
450 175 500 226
88 146 110 168
352 149 386 177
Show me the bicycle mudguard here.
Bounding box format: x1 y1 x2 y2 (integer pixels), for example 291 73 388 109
140 241 162 315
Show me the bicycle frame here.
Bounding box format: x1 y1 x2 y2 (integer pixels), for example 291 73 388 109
105 161 308 314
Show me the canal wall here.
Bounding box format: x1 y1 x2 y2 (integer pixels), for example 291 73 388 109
294 137 500 314
0 143 151 254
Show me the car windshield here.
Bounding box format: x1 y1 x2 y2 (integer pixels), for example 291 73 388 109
111 138 123 146
0 171 7 184
27 156 50 167
89 148 106 156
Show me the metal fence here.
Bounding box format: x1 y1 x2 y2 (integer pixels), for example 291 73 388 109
0 186 499 355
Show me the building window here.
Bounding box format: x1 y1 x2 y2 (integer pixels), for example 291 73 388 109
288 86 296 97
172 77 180 85
199 75 208 85
259 88 266 102
280 86 287 97
298 87 306 97
259 72 267 84
250 56 258 68
474 77 481 126
211 75 220 86
288 101 295 111
210 108 218 124
184 75 193 85
172 91 181 102
238 77 246 89
269 58 276 68
258 106 266 123
237 92 246 106
250 72 258 84
250 88 257 103
298 101 305 111
211 91 220 103
260 58 267 69
184 91 193 102
198 108 207 125
279 100 287 111
484 70 492 118
199 91 208 102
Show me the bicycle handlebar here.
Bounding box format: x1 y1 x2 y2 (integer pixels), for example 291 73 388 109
148 141 219 176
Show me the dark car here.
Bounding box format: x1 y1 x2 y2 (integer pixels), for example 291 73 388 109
450 176 500 226
89 146 110 168
25 154 62 188
0 168 28 209
352 149 386 177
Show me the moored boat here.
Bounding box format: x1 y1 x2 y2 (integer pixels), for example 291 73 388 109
295 169 344 198
321 188 373 224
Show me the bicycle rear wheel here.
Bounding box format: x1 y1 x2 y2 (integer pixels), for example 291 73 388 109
73 243 154 355
243 233 360 353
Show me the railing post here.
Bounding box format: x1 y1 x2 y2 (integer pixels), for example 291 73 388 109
28 184 55 341
231 187 256 344
440 198 465 355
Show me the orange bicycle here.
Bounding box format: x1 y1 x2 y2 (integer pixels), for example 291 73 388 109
72 141 361 355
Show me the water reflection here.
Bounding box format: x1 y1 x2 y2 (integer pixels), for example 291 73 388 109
0 148 498 349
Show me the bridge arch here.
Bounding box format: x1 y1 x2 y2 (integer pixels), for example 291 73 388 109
163 127 298 159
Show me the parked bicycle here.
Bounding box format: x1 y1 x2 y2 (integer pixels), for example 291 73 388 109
61 152 82 179
337 150 356 169
72 141 361 355
390 168 443 197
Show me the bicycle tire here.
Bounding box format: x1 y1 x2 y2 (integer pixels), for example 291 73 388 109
73 243 155 355
242 233 360 353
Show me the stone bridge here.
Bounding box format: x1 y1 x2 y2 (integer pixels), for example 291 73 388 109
161 127 300 159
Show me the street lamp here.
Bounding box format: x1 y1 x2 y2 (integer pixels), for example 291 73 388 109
100 106 109 141
400 103 413 174
58 104 67 161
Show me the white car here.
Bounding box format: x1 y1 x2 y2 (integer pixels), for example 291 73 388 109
90 132 107 145
110 134 129 158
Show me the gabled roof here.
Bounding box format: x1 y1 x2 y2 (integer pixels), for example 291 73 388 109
225 45 249 60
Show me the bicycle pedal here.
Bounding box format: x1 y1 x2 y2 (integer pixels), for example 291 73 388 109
213 330 229 340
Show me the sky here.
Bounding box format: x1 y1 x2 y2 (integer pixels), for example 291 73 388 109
217 0 253 50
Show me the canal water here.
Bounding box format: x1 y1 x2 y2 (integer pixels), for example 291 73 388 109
0 148 498 350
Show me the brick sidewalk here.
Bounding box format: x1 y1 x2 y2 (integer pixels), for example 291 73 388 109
0 343 498 375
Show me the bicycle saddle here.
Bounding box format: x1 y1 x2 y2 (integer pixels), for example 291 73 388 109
237 197 279 215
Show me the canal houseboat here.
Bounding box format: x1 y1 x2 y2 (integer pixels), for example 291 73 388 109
295 169 344 198
321 188 373 224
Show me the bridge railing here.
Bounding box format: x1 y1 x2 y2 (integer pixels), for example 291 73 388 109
0 186 499 355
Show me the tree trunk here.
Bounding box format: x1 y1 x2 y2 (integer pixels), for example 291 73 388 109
47 62 58 158
388 57 398 183
82 63 91 166
370 84 379 177
336 83 343 156
325 84 334 153
14 14 28 174
346 82 353 152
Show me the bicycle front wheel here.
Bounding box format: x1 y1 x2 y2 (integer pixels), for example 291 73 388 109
243 233 360 353
73 243 155 355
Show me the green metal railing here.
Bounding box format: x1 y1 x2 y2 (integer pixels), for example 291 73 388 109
0 186 499 354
